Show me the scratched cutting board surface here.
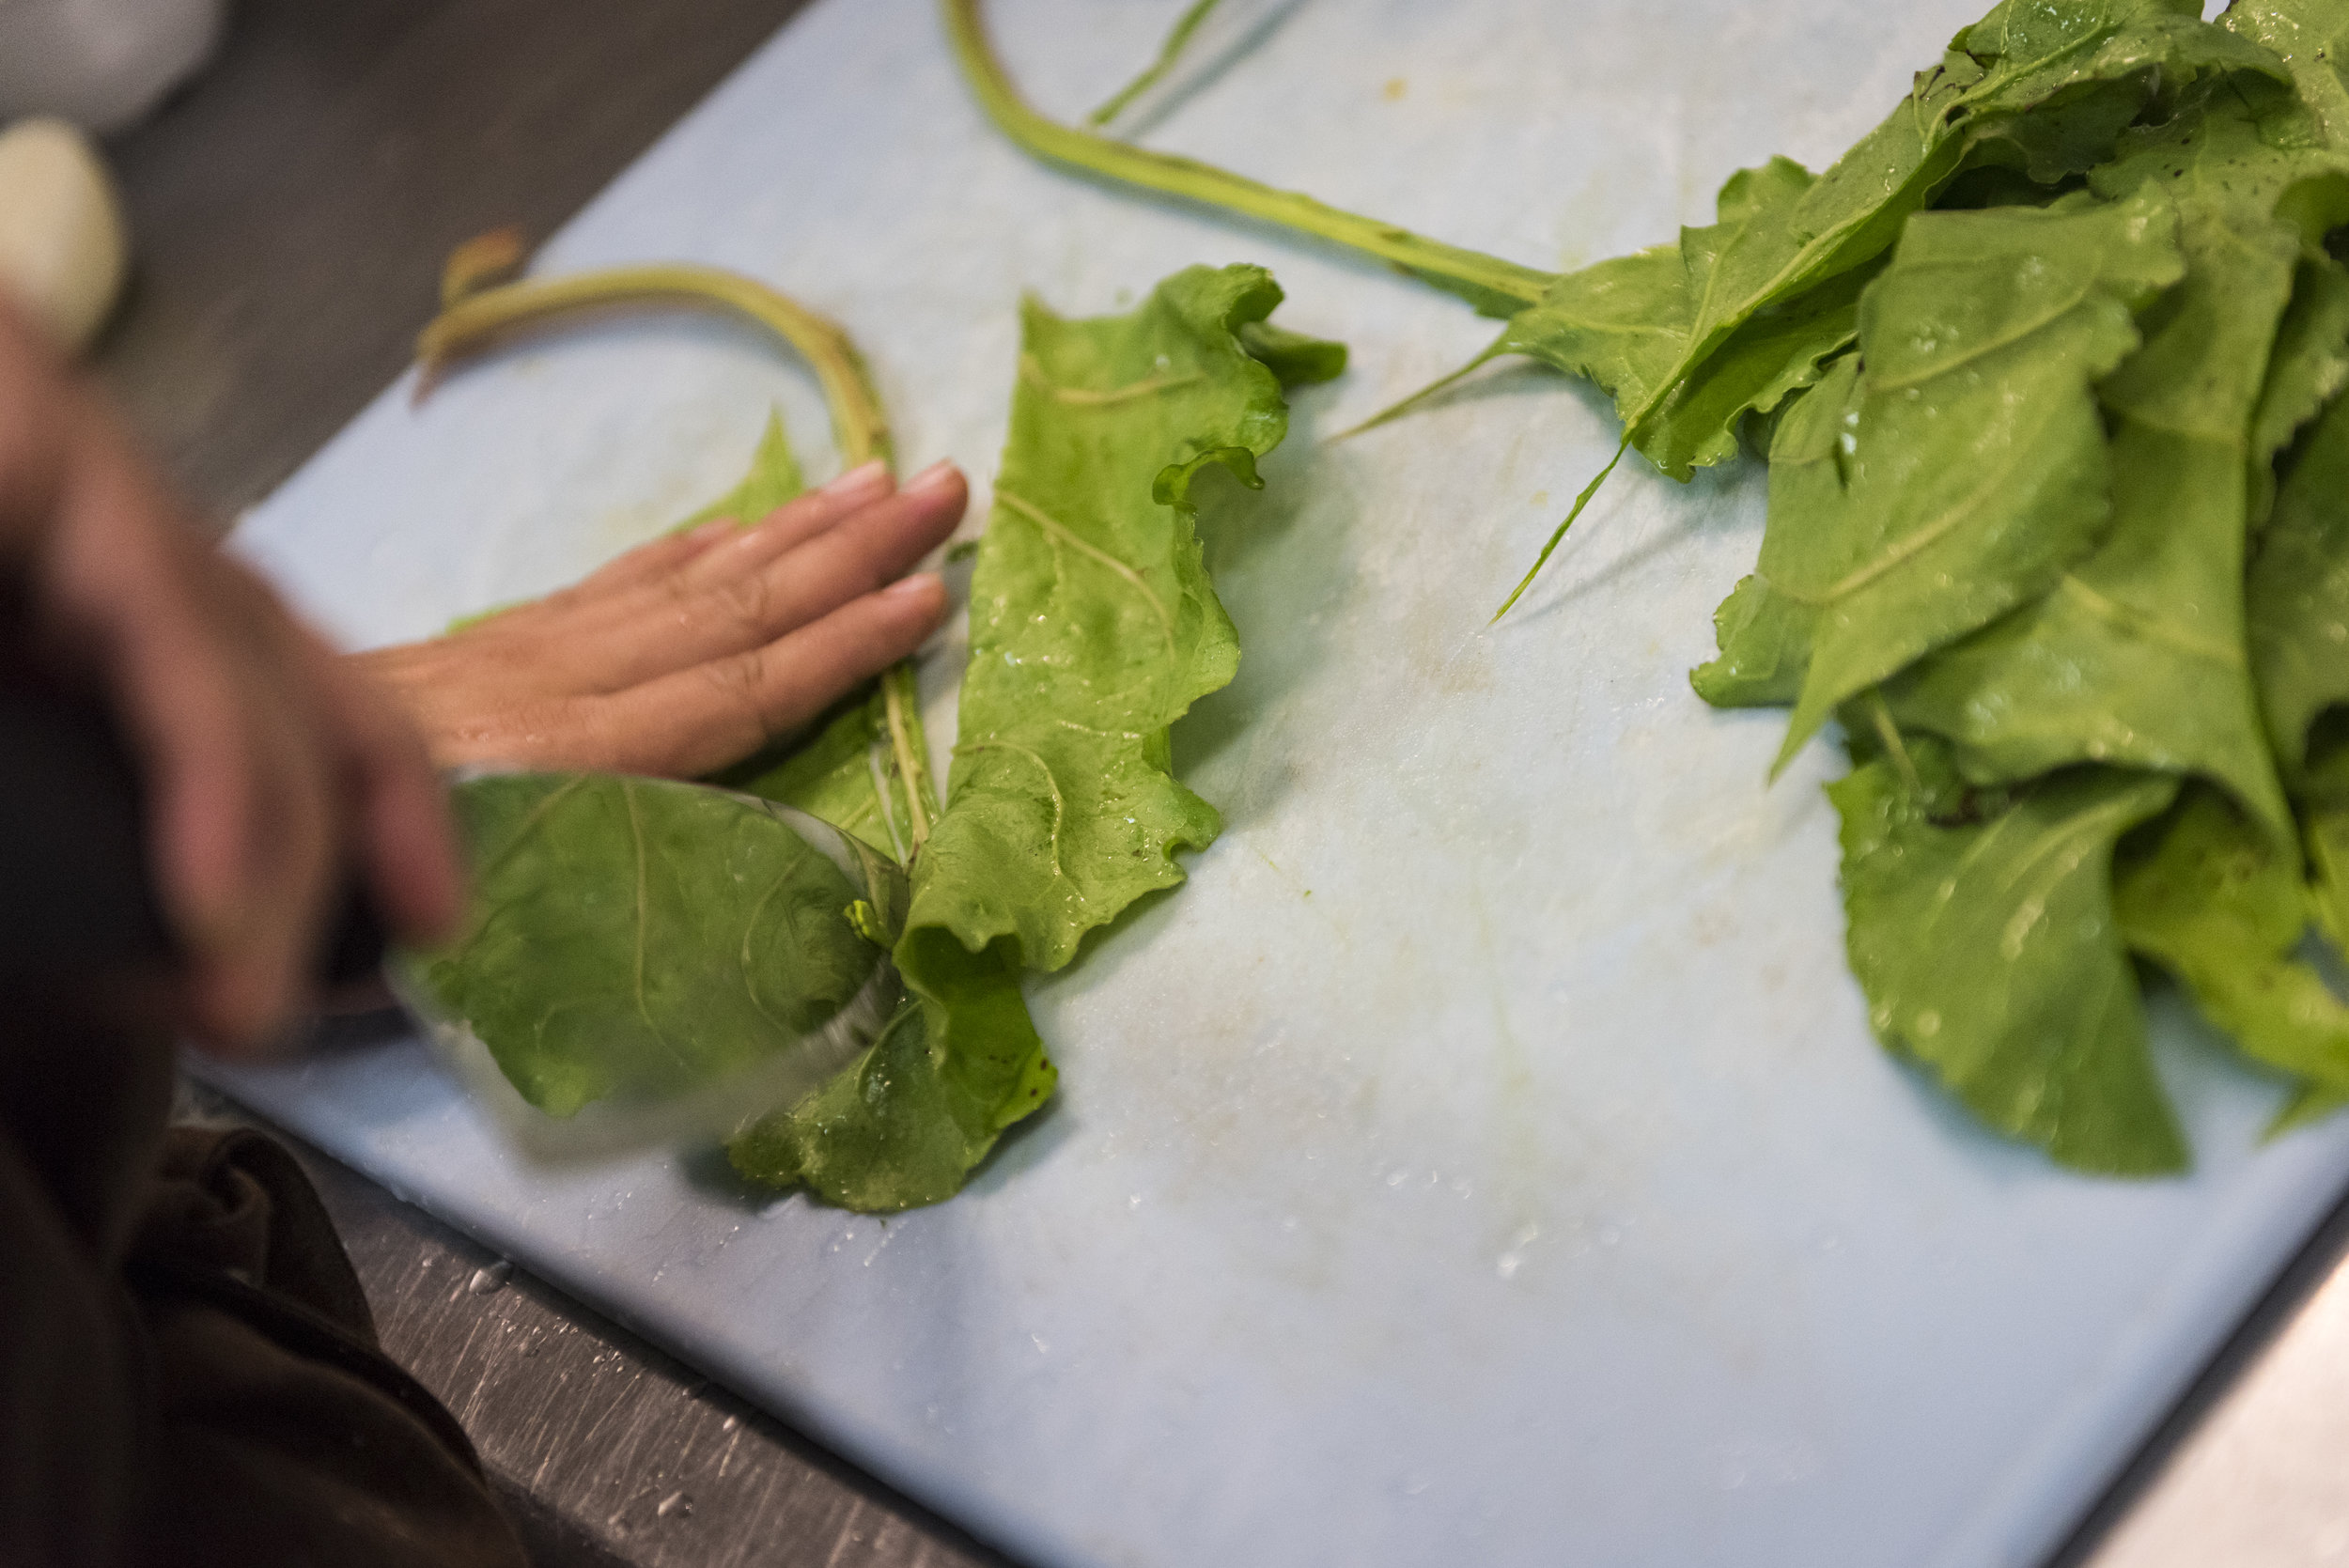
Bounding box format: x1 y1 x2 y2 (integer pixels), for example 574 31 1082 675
194 1 2349 1564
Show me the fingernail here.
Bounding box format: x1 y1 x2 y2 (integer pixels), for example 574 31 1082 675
905 459 959 492
822 459 889 496
886 571 943 599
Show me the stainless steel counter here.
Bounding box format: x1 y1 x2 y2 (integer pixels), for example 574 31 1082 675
98 1 2349 1563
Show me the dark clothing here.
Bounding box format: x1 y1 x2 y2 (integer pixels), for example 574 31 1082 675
0 995 529 1568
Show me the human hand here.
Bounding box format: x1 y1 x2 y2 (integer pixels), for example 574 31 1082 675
358 458 961 777
0 302 460 1048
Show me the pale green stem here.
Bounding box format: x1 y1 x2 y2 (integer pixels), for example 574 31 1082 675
417 263 893 470
882 664 936 852
942 0 1553 313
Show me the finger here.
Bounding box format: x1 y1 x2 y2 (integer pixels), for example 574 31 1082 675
559 464 963 696
184 686 333 1048
468 459 904 658
565 518 735 598
0 303 76 551
219 577 459 979
10 351 340 1049
47 427 334 1047
49 457 288 1017
547 572 948 778
667 458 896 595
443 521 731 640
165 553 341 1045
459 462 895 633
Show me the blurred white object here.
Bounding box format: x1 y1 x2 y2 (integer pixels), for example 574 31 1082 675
0 117 128 352
0 0 226 136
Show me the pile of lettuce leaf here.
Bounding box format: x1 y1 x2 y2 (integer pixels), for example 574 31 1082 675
410 261 1340 1210
954 0 2349 1173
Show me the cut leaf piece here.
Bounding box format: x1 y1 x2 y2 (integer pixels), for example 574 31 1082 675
1830 758 2186 1174
910 262 1315 973
727 936 1054 1212
411 773 887 1121
1769 191 2185 769
728 261 1329 1205
411 258 1040 1210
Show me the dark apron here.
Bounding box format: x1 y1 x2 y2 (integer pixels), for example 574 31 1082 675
0 994 529 1568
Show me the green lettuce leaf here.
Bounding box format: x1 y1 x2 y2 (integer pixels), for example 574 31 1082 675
2223 0 2349 146
408 266 1053 1210
728 263 1333 1205
2249 256 2349 531
1491 157 1859 483
720 671 938 866
1488 0 2278 482
2250 385 2349 791
724 938 1051 1210
1878 85 2344 851
1688 354 1856 708
911 261 1318 973
1830 756 2186 1174
1763 192 2185 767
2114 784 2349 1099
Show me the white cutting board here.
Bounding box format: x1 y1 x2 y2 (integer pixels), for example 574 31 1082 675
194 2 2349 1564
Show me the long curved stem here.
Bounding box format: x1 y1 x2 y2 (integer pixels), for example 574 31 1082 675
419 262 943 853
942 0 1553 314
418 263 893 469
